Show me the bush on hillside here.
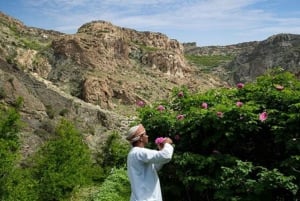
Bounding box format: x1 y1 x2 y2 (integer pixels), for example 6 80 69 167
0 103 37 201
137 68 299 201
31 119 96 201
94 168 130 201
97 131 130 174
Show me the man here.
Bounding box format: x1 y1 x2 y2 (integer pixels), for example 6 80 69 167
126 124 174 201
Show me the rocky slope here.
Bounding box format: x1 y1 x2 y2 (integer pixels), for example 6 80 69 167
183 34 300 84
0 12 225 156
1 11 300 158
226 34 300 83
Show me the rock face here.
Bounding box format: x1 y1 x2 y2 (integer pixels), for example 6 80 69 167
1 11 300 158
48 20 201 110
183 34 300 84
226 34 300 84
183 41 259 56
0 12 225 156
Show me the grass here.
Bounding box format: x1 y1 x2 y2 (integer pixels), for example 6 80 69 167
132 41 159 52
185 54 234 68
20 38 47 51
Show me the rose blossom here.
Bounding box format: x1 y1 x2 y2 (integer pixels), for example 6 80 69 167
201 102 208 109
178 91 184 97
155 137 165 145
174 134 180 140
136 100 145 107
236 101 243 107
237 83 244 89
177 114 184 120
217 111 223 118
259 111 268 122
157 105 165 111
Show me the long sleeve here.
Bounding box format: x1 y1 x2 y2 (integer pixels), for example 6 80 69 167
127 144 174 201
136 143 174 164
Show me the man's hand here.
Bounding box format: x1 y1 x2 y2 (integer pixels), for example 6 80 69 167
157 137 173 150
163 137 173 145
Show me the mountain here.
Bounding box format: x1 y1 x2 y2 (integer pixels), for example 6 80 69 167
1 11 300 158
0 12 225 156
226 33 300 83
184 34 300 84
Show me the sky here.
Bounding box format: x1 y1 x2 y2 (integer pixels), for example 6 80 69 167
0 0 300 46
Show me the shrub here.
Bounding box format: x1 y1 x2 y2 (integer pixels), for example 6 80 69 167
97 131 130 174
185 54 234 68
32 119 95 201
0 87 6 99
59 108 69 116
0 104 21 142
95 168 130 201
1 168 38 201
0 103 37 201
0 105 21 183
138 69 299 200
45 105 55 119
215 160 298 201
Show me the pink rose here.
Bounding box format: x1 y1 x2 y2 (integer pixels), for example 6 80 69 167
236 101 243 107
217 111 223 118
259 111 268 122
237 83 244 89
201 102 208 109
178 91 184 97
136 100 145 107
157 105 165 111
174 134 180 140
177 114 184 120
155 137 165 145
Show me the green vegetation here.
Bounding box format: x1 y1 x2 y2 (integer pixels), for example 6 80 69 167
140 44 159 52
1 68 299 200
31 119 96 201
0 102 37 201
137 68 299 200
94 168 130 201
97 131 130 174
0 102 130 200
0 87 6 99
185 54 234 70
19 38 45 50
133 41 159 52
45 105 55 119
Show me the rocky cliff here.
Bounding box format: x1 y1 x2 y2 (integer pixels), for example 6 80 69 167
183 34 300 84
0 12 225 156
226 34 300 83
1 11 300 158
49 20 197 110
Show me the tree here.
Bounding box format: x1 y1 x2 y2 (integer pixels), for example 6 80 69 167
97 131 130 174
0 104 21 199
32 119 94 201
0 102 37 201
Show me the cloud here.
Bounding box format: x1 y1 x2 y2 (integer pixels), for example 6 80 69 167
26 0 89 9
20 0 300 45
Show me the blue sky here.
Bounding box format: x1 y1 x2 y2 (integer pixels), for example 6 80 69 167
0 0 299 46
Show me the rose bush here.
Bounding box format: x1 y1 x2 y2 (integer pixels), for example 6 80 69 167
137 68 299 201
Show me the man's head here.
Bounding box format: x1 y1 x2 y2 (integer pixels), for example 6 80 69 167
126 124 148 146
